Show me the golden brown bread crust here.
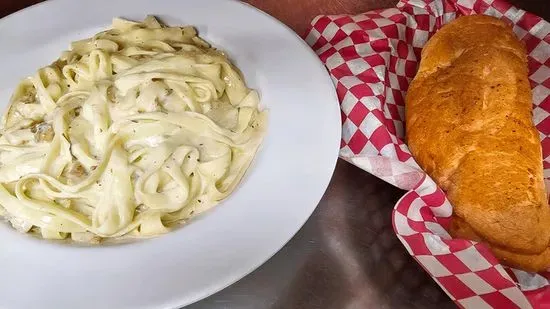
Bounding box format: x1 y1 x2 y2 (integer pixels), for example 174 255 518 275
405 15 550 261
450 216 550 272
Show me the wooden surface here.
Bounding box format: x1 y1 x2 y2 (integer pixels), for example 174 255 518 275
3 0 548 33
246 0 396 35
1 1 549 309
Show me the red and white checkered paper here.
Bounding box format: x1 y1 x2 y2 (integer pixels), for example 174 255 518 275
304 0 550 308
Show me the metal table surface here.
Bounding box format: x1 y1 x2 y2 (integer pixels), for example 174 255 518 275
1 1 548 308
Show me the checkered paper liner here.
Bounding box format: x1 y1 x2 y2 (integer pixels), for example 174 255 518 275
304 0 550 308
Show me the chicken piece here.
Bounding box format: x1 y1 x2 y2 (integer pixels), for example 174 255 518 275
31 122 54 142
64 161 87 184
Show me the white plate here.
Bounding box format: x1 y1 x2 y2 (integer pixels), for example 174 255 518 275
0 0 340 308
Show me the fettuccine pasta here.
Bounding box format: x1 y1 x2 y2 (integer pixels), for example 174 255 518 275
0 16 267 242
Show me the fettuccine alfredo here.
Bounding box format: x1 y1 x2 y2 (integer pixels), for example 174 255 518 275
0 16 267 242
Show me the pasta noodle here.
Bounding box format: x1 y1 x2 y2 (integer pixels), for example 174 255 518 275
0 16 267 242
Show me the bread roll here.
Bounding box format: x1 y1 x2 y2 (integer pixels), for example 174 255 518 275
405 15 550 270
451 216 550 272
